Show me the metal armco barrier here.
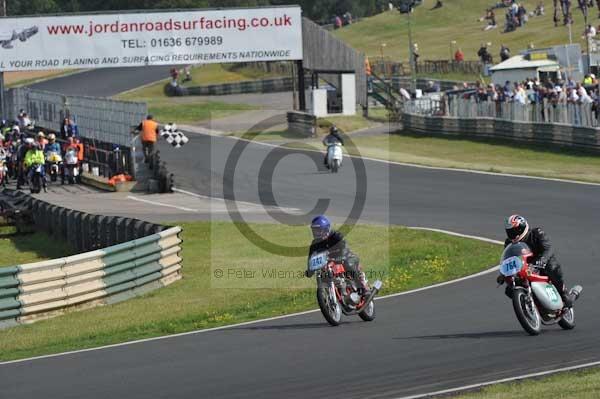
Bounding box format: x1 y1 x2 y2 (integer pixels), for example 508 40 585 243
0 192 183 328
166 76 311 97
287 111 316 137
401 112 600 152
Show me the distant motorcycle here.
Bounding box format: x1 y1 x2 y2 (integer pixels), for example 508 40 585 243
45 151 62 182
62 148 79 184
308 250 382 326
498 242 582 335
326 142 343 173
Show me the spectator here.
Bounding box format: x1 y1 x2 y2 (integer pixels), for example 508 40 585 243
534 1 545 15
517 3 528 25
500 45 511 61
454 48 465 62
36 132 48 150
431 0 443 10
183 66 192 83
477 43 493 63
483 9 497 30
136 115 160 164
514 83 528 104
18 111 31 130
412 43 420 65
342 12 353 26
583 24 597 38
334 15 343 29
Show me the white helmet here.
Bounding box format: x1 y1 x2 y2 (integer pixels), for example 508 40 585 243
24 137 35 145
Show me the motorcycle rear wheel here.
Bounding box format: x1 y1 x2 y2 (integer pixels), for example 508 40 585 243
512 289 542 335
558 307 576 330
332 159 340 173
317 284 342 326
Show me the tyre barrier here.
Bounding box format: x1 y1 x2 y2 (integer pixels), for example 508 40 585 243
0 192 183 329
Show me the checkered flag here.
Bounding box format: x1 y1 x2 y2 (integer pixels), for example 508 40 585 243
160 123 189 148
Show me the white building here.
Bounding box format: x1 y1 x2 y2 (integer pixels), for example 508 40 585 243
490 55 560 85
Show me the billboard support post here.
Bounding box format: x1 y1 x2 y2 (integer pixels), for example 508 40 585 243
297 60 306 111
0 73 5 119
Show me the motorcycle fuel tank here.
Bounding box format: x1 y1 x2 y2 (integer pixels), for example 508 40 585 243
531 282 563 311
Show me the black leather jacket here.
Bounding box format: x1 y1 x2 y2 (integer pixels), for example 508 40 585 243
306 230 348 276
505 227 555 266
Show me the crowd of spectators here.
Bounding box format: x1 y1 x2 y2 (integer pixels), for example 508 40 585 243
468 75 600 113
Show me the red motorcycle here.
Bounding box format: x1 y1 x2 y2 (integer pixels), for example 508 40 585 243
308 250 382 326
498 242 582 335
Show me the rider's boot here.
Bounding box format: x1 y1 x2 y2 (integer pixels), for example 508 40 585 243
358 271 371 297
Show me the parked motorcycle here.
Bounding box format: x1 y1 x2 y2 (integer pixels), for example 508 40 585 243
308 250 382 326
498 242 582 335
326 142 343 173
62 148 79 184
45 151 62 182
29 163 44 194
0 157 7 187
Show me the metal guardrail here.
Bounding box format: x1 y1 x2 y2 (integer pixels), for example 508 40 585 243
5 87 147 147
447 96 600 128
0 192 182 328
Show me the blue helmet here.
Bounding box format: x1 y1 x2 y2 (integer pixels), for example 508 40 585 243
311 215 331 240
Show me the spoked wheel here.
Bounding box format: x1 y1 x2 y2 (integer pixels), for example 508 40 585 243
512 289 542 335
359 299 376 322
559 307 576 330
317 284 342 326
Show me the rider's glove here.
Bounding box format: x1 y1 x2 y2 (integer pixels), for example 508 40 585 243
496 274 505 285
304 270 314 278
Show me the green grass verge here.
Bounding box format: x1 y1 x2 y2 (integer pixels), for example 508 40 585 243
452 367 600 398
180 64 282 87
349 133 600 183
335 2 588 62
0 226 75 266
227 114 600 183
0 221 498 361
114 64 266 124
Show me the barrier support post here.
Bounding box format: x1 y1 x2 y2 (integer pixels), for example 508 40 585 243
0 72 5 119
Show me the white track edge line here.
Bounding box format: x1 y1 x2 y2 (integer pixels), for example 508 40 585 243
188 129 600 187
395 360 600 399
127 195 197 212
0 227 501 367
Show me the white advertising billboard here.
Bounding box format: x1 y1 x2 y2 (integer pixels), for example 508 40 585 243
0 7 303 72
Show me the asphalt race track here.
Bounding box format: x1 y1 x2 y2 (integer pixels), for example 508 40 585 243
1 74 599 398
29 65 173 97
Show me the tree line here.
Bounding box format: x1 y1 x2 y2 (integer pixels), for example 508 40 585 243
5 0 391 23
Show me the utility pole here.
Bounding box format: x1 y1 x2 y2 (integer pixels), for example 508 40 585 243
407 10 417 93
0 0 6 119
583 5 591 74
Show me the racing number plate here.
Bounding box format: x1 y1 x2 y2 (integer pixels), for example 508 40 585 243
309 252 328 271
500 256 522 277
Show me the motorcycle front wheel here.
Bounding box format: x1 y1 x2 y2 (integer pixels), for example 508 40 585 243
317 283 342 326
359 300 376 322
558 307 576 330
512 288 542 335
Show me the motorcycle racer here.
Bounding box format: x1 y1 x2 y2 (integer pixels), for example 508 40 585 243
322 126 344 168
498 215 579 307
305 215 370 294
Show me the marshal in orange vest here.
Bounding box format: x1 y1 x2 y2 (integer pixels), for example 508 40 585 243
141 120 159 143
